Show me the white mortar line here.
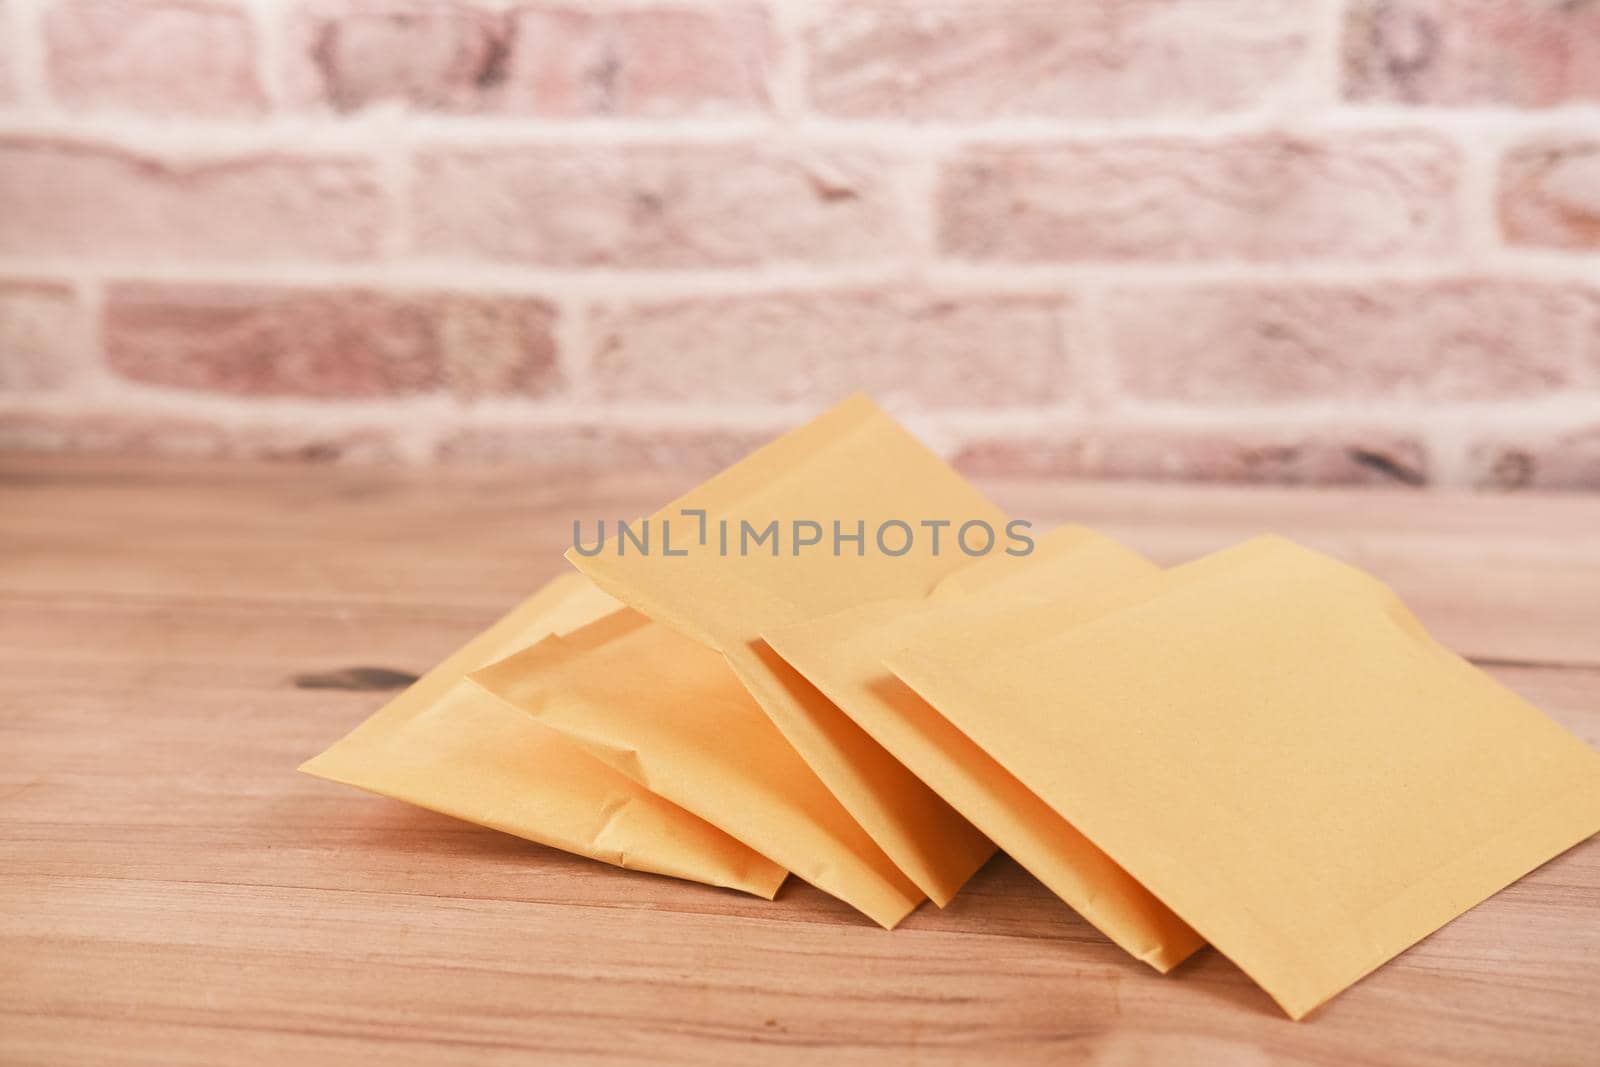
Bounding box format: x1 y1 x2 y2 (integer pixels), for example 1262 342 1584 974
69 274 116 394
4 256 1598 302
0 390 841 432
373 113 414 261
1424 422 1477 489
1451 125 1508 266
5 104 1599 154
554 295 596 403
930 394 1600 433
7 384 1595 434
763 0 809 127
1297 0 1352 113
237 0 289 111
891 150 940 275
6 0 51 109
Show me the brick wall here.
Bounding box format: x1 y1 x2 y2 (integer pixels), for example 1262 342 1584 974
1 0 1597 489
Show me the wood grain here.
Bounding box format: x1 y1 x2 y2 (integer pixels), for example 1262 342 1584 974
2 456 1597 1065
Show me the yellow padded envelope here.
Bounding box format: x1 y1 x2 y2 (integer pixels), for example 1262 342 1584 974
471 610 924 929
300 573 786 898
764 527 1203 972
567 394 998 905
887 537 1600 1018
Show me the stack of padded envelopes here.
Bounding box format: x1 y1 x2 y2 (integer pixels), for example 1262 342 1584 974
303 395 1600 1020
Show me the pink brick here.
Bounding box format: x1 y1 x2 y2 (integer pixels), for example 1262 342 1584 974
0 281 82 391
0 407 402 462
589 290 1074 407
1500 138 1600 251
436 423 776 474
500 5 772 116
104 284 559 399
1344 0 1600 106
289 1 503 111
0 139 384 261
940 134 1460 262
954 427 1429 487
46 0 265 115
1470 427 1600 491
806 0 1309 119
1105 282 1599 404
414 144 908 267
289 2 771 115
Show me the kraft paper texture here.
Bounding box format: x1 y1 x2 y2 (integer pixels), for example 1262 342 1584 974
300 573 786 898
764 526 1204 972
567 394 1000 905
472 609 924 928
886 537 1600 1018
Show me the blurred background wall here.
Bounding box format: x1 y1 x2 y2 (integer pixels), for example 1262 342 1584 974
0 0 1597 489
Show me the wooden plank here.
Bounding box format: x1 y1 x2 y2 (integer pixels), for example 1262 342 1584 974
3 850 1596 1067
2 456 1598 1065
986 480 1600 667
5 457 1596 662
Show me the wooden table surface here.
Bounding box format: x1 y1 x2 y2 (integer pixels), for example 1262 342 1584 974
3 456 1598 1066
